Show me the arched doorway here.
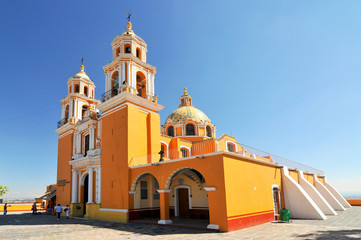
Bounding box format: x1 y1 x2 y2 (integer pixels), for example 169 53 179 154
272 185 281 220
83 175 89 216
129 173 160 220
167 168 209 220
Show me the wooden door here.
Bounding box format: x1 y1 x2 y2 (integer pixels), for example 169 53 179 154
178 188 189 216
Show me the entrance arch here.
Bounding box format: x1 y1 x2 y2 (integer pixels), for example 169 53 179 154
129 173 160 220
166 168 209 220
80 173 89 216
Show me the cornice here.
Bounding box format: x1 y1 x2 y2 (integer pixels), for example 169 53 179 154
55 123 75 135
111 33 147 48
69 155 101 168
60 94 101 105
103 54 156 73
98 91 164 113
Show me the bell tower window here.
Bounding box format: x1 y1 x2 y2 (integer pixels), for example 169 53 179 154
136 72 147 98
82 105 88 118
186 124 195 136
136 48 141 59
206 126 212 137
125 44 131 54
167 126 174 137
84 86 88 97
75 85 80 93
64 105 69 120
111 71 119 97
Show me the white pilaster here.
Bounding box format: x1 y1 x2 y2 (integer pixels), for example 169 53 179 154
88 167 94 204
89 126 96 150
71 169 78 203
121 61 126 85
96 166 101 203
127 61 131 91
69 99 74 118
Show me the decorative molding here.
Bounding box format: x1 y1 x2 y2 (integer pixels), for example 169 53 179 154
69 156 101 168
99 208 128 213
204 187 216 192
157 190 171 193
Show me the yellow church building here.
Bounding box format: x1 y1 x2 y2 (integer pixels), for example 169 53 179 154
55 20 350 232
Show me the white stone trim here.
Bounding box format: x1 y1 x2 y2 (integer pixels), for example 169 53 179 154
158 220 173 224
226 140 238 152
129 191 136 194
157 189 171 193
87 166 94 204
174 185 192 217
207 224 219 230
179 145 191 157
160 141 169 158
99 208 128 213
204 187 216 192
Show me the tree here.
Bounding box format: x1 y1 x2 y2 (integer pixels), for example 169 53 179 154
0 186 9 197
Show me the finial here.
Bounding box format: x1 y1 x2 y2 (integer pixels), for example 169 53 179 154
80 56 85 71
184 88 188 95
126 10 132 22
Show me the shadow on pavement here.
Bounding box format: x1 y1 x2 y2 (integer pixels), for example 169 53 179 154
0 212 213 236
295 229 361 239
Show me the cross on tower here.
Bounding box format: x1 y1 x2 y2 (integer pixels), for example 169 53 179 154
126 10 131 22
80 56 84 65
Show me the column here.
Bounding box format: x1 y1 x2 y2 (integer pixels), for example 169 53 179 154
204 187 220 230
121 62 126 85
129 191 136 217
69 99 73 119
89 126 95 150
87 167 94 204
71 169 78 203
127 61 131 90
76 133 81 154
96 165 101 203
157 189 172 224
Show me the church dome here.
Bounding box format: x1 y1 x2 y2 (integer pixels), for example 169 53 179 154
165 88 211 124
166 106 210 124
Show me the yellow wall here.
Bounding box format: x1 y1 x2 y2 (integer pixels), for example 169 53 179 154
288 170 299 183
0 203 41 212
303 173 315 185
223 156 282 218
85 204 128 222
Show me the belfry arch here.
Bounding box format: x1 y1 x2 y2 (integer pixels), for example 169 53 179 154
136 71 147 98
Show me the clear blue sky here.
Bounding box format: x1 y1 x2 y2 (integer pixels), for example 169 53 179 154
1 1 360 199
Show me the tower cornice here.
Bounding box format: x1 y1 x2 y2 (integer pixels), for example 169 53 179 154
103 54 156 74
98 91 164 114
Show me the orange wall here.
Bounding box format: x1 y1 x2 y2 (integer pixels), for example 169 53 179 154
192 139 216 156
129 154 228 231
317 176 325 184
56 132 73 206
101 106 129 209
347 200 361 206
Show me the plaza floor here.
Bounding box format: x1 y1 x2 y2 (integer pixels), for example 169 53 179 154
0 207 361 239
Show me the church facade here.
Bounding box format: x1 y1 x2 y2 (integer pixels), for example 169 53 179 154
55 21 350 232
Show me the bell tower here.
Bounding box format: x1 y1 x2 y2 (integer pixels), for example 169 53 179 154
102 21 156 102
98 20 164 212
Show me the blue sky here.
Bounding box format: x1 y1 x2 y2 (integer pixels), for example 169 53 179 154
1 1 360 199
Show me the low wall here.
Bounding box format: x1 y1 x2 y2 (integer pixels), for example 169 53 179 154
347 200 361 206
0 203 42 212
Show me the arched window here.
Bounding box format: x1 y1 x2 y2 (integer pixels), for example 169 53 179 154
84 134 90 156
206 126 212 137
161 143 168 158
64 105 69 120
82 106 88 118
167 126 174 137
136 48 141 59
180 148 189 158
116 47 120 57
124 44 131 53
75 85 80 93
111 71 119 97
84 86 88 96
227 143 235 152
186 124 195 136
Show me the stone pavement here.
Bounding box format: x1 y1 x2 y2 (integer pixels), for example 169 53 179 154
0 207 361 240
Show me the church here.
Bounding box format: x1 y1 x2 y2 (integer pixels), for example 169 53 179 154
55 20 351 232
